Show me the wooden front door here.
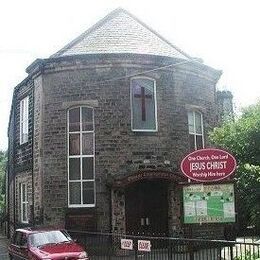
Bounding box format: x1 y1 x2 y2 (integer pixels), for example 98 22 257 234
125 180 168 236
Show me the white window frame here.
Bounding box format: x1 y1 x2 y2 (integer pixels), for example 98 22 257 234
130 77 158 132
20 96 29 144
20 183 28 223
67 106 95 208
188 110 204 150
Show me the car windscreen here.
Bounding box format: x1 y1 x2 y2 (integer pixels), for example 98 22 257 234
28 230 72 247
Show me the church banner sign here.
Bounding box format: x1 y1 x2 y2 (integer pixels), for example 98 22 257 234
183 183 235 224
180 148 236 182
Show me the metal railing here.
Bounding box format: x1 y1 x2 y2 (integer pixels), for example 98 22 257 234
68 230 260 260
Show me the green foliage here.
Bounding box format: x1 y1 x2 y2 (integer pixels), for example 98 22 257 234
210 102 260 231
235 164 260 230
233 250 260 260
210 102 260 165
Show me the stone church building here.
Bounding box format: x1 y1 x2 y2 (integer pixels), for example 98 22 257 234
7 8 230 238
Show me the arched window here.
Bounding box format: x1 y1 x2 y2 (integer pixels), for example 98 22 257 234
188 111 204 150
131 77 157 131
68 107 95 207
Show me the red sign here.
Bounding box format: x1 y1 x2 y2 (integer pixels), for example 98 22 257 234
180 148 236 182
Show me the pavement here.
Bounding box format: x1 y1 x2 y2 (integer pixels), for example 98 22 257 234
0 232 9 260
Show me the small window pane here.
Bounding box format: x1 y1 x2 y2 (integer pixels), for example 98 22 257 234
189 134 195 150
22 204 27 223
196 135 203 150
133 84 142 95
69 108 80 132
23 122 28 138
82 107 93 131
83 182 94 204
195 112 202 134
82 157 94 180
22 184 25 201
188 112 194 133
22 133 28 144
22 184 27 201
23 97 29 121
69 134 80 155
82 133 93 155
20 101 24 121
145 97 156 129
69 158 80 180
69 182 81 204
23 118 28 133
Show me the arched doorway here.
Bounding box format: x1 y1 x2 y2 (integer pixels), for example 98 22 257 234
125 179 168 236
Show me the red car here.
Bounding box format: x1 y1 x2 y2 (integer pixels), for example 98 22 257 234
8 228 89 259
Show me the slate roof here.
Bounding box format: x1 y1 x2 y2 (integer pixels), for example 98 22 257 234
51 8 192 60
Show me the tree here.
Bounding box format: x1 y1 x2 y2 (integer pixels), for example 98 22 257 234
210 101 260 233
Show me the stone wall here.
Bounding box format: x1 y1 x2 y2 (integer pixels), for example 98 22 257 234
168 182 183 236
8 53 221 235
111 188 126 234
37 54 220 231
32 75 44 223
8 180 15 236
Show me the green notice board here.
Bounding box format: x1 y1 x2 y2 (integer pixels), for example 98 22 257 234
183 183 235 224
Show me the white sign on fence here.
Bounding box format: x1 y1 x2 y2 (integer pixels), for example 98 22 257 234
121 239 133 250
138 240 151 252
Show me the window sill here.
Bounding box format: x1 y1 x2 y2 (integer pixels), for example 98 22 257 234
68 204 95 208
132 128 158 132
131 130 158 136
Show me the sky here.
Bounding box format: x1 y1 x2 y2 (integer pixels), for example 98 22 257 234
1 0 259 150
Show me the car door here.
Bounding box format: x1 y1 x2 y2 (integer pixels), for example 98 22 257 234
10 231 28 260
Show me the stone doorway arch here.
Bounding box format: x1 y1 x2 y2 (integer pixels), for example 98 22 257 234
110 170 184 236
